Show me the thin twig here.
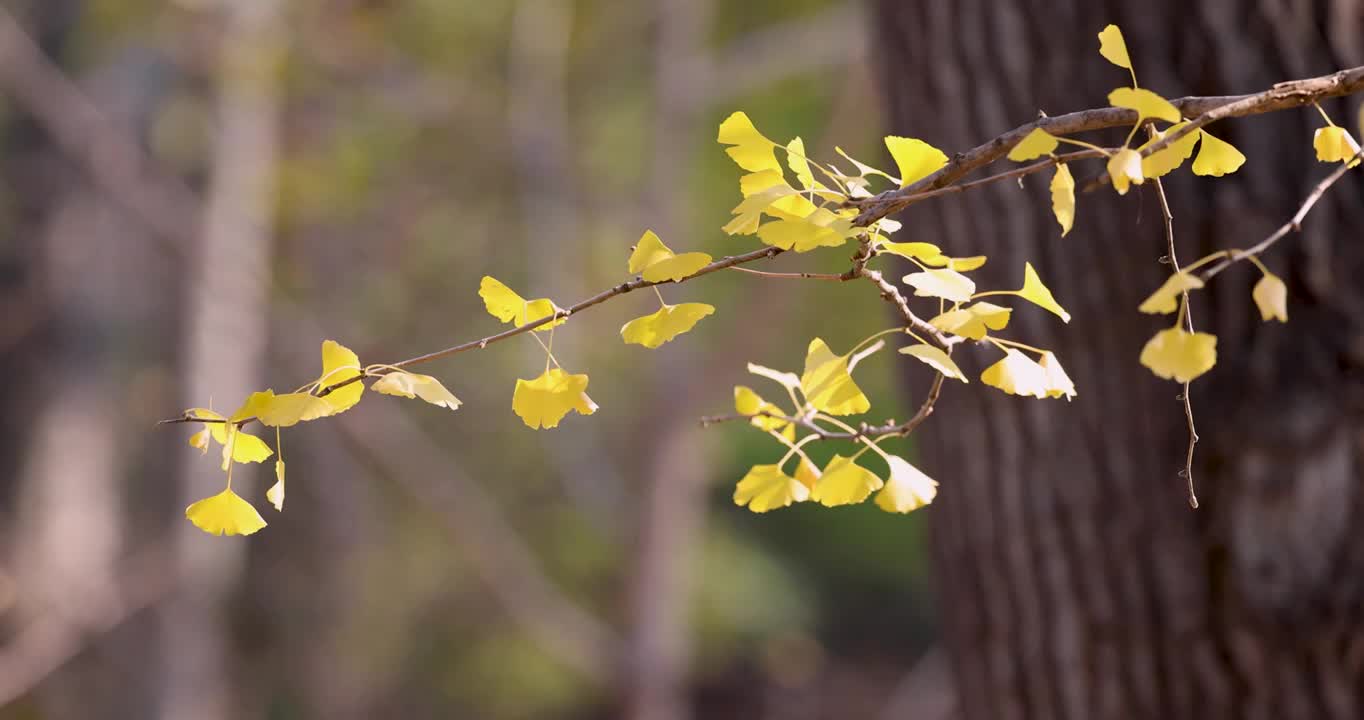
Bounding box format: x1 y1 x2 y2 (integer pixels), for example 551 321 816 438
727 266 852 281
1150 174 1200 509
1201 150 1363 280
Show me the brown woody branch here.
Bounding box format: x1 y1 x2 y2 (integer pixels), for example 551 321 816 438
851 65 1364 225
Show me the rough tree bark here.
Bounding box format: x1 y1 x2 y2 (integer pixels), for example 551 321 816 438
873 2 1364 719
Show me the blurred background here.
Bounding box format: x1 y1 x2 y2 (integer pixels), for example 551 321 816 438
0 1 943 718
4 1 1363 719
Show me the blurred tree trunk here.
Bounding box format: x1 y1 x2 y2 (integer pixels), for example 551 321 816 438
158 2 284 719
873 2 1364 719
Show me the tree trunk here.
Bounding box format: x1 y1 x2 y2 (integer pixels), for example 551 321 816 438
872 2 1364 719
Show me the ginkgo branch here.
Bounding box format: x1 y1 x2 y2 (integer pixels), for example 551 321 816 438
851 65 1364 225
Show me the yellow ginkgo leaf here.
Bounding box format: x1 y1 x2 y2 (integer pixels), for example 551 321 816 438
1037 351 1077 400
756 211 851 252
812 454 883 507
748 362 801 393
1313 126 1362 165
1139 328 1217 383
186 488 267 536
478 276 564 331
898 344 968 382
1109 87 1181 124
189 427 210 453
1017 262 1071 322
885 136 948 187
1050 162 1075 236
1140 122 1200 178
1138 271 1204 314
188 408 274 466
1097 24 1131 70
1008 127 1059 162
512 368 598 429
874 456 937 513
734 385 790 433
800 338 871 416
627 230 713 282
621 303 715 349
981 349 1049 399
1252 272 1288 322
945 255 987 272
740 171 820 219
734 464 809 512
879 241 944 262
267 460 285 511
794 457 820 491
372 371 462 410
318 340 364 415
1108 147 1144 195
903 268 976 303
718 111 782 172
234 390 331 428
219 427 273 469
1191 130 1245 176
785 137 817 190
724 184 802 235
930 301 1012 340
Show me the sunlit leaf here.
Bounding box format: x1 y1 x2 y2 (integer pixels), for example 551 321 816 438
512 369 598 429
267 460 285 511
627 230 713 282
1017 262 1071 322
734 464 809 512
1252 272 1288 322
234 390 331 428
187 408 272 466
621 303 715 348
372 371 462 410
811 454 883 507
1108 148 1144 195
478 276 564 331
189 427 210 454
1139 328 1217 382
1138 272 1203 314
1109 87 1181 124
1037 351 1077 400
1008 127 1059 162
1313 126 1362 165
878 241 944 263
186 488 267 537
800 338 871 416
898 344 968 382
1140 122 1200 178
318 340 364 415
724 184 801 235
1097 24 1131 70
734 385 790 433
794 457 821 491
874 456 937 513
981 349 1050 399
885 136 948 187
785 137 817 190
929 301 1011 340
1191 130 1245 176
1049 163 1075 236
945 256 987 272
718 111 782 172
756 208 852 252
903 268 976 303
